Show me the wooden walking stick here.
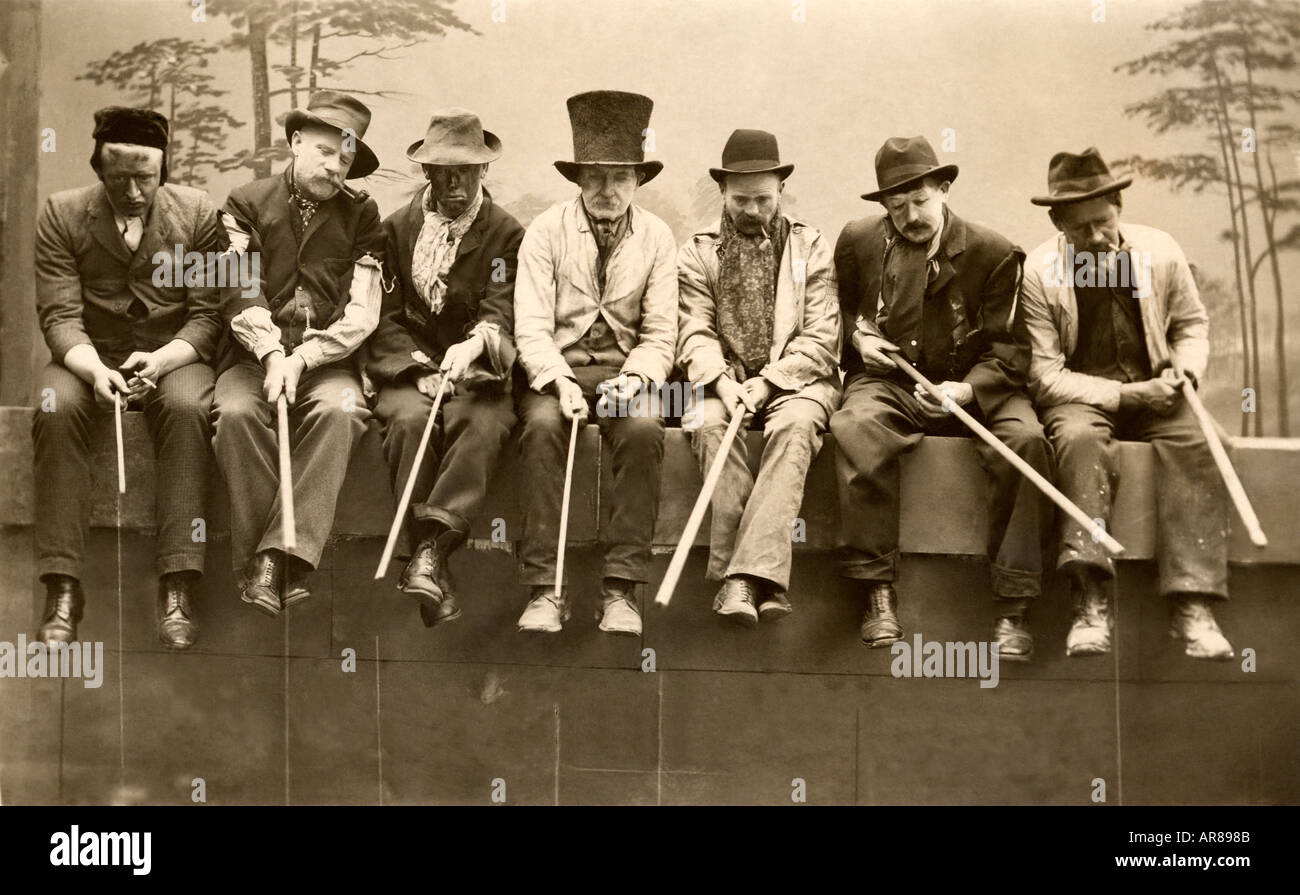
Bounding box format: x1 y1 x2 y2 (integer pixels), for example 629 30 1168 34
886 350 1128 557
1177 374 1268 548
373 376 451 579
276 394 297 551
113 392 126 494
554 415 582 597
654 408 746 607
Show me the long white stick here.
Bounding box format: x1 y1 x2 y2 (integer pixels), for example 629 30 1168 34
1179 379 1267 548
654 409 746 607
554 415 582 597
276 394 297 551
887 350 1127 557
113 392 126 494
373 377 450 579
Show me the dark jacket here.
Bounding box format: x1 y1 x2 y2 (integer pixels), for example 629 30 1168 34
834 209 1028 416
35 182 225 366
366 187 524 391
220 167 383 370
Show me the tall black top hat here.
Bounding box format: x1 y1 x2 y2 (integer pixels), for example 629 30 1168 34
554 90 662 185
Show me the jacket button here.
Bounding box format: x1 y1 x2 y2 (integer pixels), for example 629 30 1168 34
910 340 918 346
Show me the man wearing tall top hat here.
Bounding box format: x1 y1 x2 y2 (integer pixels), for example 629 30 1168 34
830 135 1053 658
677 129 841 627
367 108 525 628
213 90 385 616
1020 148 1233 661
32 106 225 649
512 90 678 636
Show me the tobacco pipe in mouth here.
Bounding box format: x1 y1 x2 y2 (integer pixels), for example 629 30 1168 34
334 178 370 203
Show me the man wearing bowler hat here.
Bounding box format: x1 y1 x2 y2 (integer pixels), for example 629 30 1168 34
213 90 385 616
1020 148 1233 660
677 129 841 626
512 90 678 636
367 108 525 628
831 135 1052 659
32 106 224 649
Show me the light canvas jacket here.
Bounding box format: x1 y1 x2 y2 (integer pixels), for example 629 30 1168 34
1020 222 1209 411
513 197 678 392
677 216 842 417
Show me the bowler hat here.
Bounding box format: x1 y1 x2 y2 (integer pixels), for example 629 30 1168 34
284 90 379 179
1030 147 1133 206
407 108 502 166
860 135 958 202
708 129 794 183
554 90 663 185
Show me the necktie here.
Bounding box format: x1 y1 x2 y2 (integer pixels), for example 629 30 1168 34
122 216 143 252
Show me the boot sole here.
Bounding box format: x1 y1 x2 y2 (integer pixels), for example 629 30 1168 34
282 589 311 610
241 591 281 617
862 634 902 648
398 578 443 610
159 633 198 650
716 609 758 629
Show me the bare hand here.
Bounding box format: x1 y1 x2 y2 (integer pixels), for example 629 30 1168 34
93 365 131 408
1121 377 1182 415
440 334 484 383
713 375 756 421
554 376 588 422
120 351 161 400
914 380 973 419
596 372 644 417
742 376 774 412
854 333 900 376
264 352 306 405
416 371 453 399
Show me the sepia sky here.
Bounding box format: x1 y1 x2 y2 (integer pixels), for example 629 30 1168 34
36 0 1300 334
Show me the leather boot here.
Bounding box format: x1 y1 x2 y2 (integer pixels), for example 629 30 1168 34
596 577 641 636
157 572 199 650
517 586 570 633
419 536 462 628
283 556 312 609
38 575 85 645
993 615 1034 663
860 582 902 647
757 585 793 623
399 536 444 608
1065 574 1111 657
713 576 759 628
1169 594 1234 660
241 549 282 617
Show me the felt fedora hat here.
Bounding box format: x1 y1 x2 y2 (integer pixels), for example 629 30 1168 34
407 108 502 166
1030 147 1133 206
708 129 794 183
554 90 663 185
860 135 959 202
284 90 379 179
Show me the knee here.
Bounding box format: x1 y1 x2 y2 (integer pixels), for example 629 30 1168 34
1001 419 1049 457
520 401 565 450
308 400 365 439
617 414 665 452
768 403 823 444
159 388 211 425
379 390 431 436
214 391 265 439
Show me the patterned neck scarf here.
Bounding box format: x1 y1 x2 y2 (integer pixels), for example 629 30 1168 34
716 210 790 380
412 184 483 314
287 164 321 235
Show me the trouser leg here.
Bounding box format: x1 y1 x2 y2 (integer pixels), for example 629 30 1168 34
686 396 752 582
422 391 516 536
599 411 665 583
31 363 97 582
516 388 567 587
374 384 441 558
212 361 278 574
140 361 214 577
727 394 827 591
1041 402 1121 581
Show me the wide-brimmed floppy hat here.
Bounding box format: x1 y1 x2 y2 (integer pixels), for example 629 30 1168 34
407 108 502 166
284 90 379 179
860 135 959 202
1030 147 1133 206
708 129 794 183
554 90 663 185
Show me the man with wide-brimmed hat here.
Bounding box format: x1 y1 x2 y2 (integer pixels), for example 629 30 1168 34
367 108 525 628
512 90 677 636
677 129 841 627
1020 147 1233 661
32 106 225 650
213 90 385 616
830 135 1053 659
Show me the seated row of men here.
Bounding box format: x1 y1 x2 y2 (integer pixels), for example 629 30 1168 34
31 90 1234 664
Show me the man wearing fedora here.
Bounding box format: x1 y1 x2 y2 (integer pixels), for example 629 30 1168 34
831 135 1052 659
1020 148 1233 661
677 129 841 626
213 90 385 616
32 106 224 649
512 90 678 636
367 109 525 628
